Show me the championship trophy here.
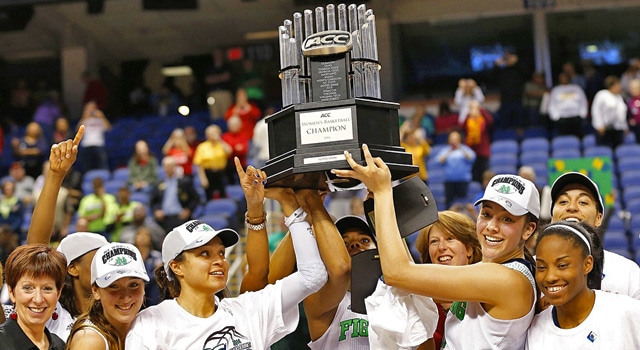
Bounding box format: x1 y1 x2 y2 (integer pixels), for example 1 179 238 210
263 3 418 190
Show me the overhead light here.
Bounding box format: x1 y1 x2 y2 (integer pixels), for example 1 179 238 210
161 65 193 77
245 30 279 41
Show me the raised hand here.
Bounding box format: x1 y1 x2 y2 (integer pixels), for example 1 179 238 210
234 157 267 211
49 125 84 174
331 144 392 194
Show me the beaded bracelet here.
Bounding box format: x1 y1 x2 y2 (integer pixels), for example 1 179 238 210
245 211 267 225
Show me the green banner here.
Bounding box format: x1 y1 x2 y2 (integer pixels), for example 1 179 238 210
548 156 614 207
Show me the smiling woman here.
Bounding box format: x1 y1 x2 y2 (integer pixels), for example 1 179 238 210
65 242 149 350
526 221 640 349
0 244 67 350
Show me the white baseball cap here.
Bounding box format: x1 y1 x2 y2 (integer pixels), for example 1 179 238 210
91 242 150 288
162 220 239 278
474 174 540 219
57 232 109 266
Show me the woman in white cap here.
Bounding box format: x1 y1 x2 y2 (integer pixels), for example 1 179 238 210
333 144 539 350
124 158 327 349
66 242 149 350
526 221 640 349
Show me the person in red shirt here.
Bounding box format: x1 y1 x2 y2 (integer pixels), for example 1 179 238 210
81 71 108 111
222 116 250 185
224 88 262 140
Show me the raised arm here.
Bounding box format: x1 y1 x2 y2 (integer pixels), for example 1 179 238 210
236 157 270 293
332 145 533 318
27 125 84 245
297 189 351 340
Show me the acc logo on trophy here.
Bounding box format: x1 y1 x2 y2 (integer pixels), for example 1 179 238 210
302 30 352 56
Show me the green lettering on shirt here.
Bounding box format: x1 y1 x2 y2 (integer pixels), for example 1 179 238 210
450 301 467 321
338 318 369 341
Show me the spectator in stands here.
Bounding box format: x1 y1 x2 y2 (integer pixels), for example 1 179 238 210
110 186 141 242
77 177 118 239
493 51 527 130
621 57 640 98
400 126 431 183
225 87 262 140
32 90 62 139
438 130 476 209
184 125 201 151
582 59 604 102
549 172 640 299
562 62 586 91
400 104 436 146
81 71 108 111
414 210 482 350
78 101 111 174
128 139 159 192
548 72 589 138
119 203 165 251
193 125 231 200
434 100 460 139
523 71 548 128
11 121 48 179
204 47 234 120
454 78 485 124
627 79 640 143
250 111 270 168
52 116 72 144
0 181 24 238
518 165 551 225
8 79 32 125
239 58 266 110
133 226 163 307
462 100 493 183
591 75 628 150
150 156 200 233
6 162 34 206
222 115 250 185
162 128 194 179
150 83 181 117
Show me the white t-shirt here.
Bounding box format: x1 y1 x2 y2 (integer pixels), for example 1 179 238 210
45 302 75 342
125 280 298 350
526 290 640 349
601 250 640 299
308 292 370 350
80 116 108 147
443 260 536 350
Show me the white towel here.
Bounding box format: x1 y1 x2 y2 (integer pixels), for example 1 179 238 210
365 279 439 350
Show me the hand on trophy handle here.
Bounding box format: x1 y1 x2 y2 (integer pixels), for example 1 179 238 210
331 144 392 195
234 157 267 215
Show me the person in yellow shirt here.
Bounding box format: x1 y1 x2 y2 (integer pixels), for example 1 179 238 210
193 124 231 200
400 127 431 183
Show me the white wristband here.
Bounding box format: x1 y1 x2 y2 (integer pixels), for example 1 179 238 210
284 207 307 227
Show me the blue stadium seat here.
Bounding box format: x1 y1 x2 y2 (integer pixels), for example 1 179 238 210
198 213 230 230
582 134 596 149
520 151 549 166
606 212 627 233
428 168 445 185
583 146 613 159
111 167 130 182
492 129 520 142
203 198 239 220
603 230 630 251
620 171 640 189
490 153 518 168
490 140 519 155
522 126 548 140
615 144 640 160
491 164 518 175
520 137 549 153
622 186 640 206
617 157 640 174
83 169 111 184
551 135 581 151
104 179 127 195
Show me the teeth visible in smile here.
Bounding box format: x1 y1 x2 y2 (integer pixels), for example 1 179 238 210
547 286 565 293
564 218 580 223
485 236 503 243
211 271 223 275
438 256 452 262
116 304 133 311
29 307 45 313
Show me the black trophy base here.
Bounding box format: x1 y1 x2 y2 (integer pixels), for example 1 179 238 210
262 98 418 190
